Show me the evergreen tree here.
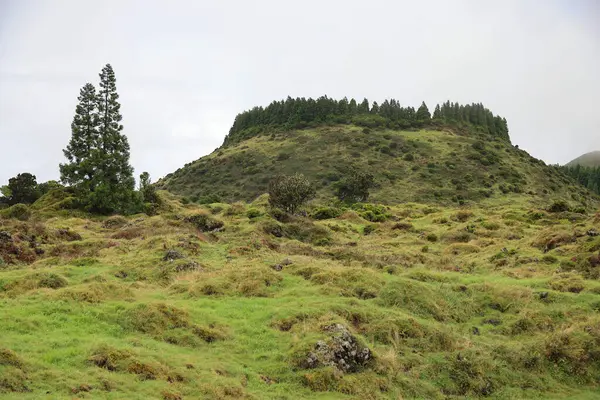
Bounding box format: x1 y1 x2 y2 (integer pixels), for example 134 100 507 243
90 64 136 214
60 64 137 214
416 101 431 123
348 98 358 115
60 83 100 189
370 101 380 115
432 104 442 120
358 98 370 114
139 171 159 204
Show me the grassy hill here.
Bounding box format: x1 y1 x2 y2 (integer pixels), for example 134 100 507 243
1 190 600 399
566 151 600 167
158 124 596 208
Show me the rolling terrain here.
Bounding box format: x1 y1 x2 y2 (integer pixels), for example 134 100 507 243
1 189 600 399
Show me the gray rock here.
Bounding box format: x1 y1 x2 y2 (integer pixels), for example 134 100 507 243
303 324 372 373
163 249 185 261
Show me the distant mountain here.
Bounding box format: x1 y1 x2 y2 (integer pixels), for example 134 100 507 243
566 151 600 167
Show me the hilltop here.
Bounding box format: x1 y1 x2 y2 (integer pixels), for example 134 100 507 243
158 97 596 208
566 151 600 167
1 189 600 399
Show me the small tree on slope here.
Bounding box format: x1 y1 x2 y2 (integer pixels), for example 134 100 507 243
268 173 315 214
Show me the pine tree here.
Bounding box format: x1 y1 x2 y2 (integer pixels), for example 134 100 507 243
415 101 431 123
60 64 137 214
91 63 136 213
432 104 442 120
358 98 370 114
370 101 380 114
60 83 100 189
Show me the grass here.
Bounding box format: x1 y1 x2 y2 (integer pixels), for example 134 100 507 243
0 191 600 399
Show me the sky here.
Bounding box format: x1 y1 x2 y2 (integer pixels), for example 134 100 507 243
0 0 599 185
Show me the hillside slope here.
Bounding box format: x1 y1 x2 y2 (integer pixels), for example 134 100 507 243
566 151 600 167
158 124 595 208
1 191 600 399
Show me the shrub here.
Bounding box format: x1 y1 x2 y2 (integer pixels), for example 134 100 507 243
268 173 315 214
548 200 570 213
246 208 262 219
453 210 473 222
352 203 390 222
549 274 585 293
403 153 414 161
426 233 438 242
37 272 68 289
335 170 376 203
311 207 342 220
184 213 224 232
1 204 31 221
269 208 293 223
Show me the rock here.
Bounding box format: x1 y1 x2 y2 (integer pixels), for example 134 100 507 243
587 229 599 237
271 264 283 271
174 260 202 272
115 270 128 279
302 324 372 373
538 291 549 299
163 249 184 261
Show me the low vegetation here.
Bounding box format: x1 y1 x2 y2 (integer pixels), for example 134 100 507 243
1 189 599 399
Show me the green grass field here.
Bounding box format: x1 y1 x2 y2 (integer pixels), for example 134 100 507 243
1 191 599 399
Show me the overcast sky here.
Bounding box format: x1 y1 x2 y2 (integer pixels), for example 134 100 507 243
1 0 599 185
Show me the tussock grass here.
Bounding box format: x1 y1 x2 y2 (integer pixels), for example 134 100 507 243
1 193 600 398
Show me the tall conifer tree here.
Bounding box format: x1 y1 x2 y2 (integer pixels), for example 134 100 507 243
60 83 100 189
60 64 137 214
91 63 136 213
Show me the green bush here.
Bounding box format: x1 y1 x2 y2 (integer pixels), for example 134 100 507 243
184 213 224 232
426 233 438 242
246 208 262 219
1 204 31 221
352 203 390 222
268 173 315 214
311 207 342 220
548 200 570 213
335 171 376 203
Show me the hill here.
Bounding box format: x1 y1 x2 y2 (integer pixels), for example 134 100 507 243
158 124 595 208
158 97 597 208
1 190 600 399
566 151 600 167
